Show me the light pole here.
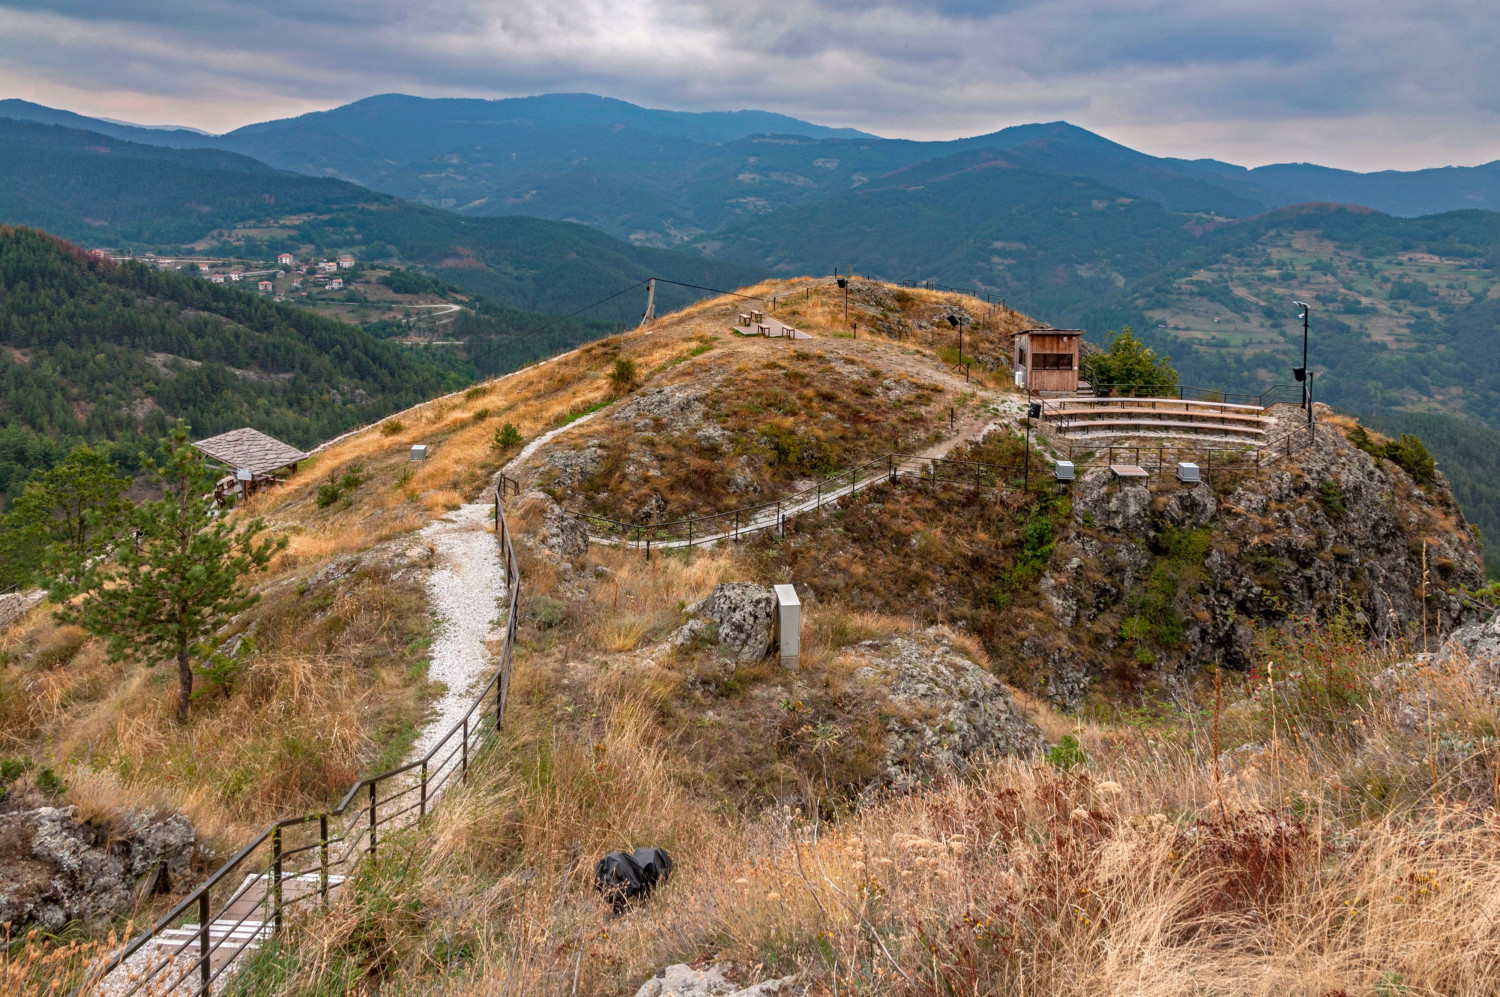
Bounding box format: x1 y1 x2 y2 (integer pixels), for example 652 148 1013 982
946 313 965 370
837 276 848 324
1293 300 1310 411
1025 401 1041 493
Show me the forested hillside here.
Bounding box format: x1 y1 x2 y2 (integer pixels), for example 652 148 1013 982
0 226 459 500
0 117 764 324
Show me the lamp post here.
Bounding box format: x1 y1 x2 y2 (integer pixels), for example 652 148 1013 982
946 312 965 371
837 276 848 324
1025 401 1042 493
1293 300 1310 411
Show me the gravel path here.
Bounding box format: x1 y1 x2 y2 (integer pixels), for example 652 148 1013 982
88 502 507 997
408 500 508 766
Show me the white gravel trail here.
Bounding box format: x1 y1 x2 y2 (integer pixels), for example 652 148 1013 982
408 500 507 766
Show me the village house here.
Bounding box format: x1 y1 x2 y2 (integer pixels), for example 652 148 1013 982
257 280 274 293
328 278 344 291
337 254 355 269
229 271 243 282
208 273 225 284
277 253 295 267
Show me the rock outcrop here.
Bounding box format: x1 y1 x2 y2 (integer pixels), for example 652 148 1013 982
1030 412 1487 707
0 804 196 930
845 627 1043 789
677 583 777 663
634 964 799 997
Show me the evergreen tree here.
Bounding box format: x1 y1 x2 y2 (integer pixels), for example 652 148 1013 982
47 425 285 721
0 444 129 589
1085 327 1179 396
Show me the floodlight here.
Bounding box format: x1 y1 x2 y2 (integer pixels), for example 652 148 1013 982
1028 402 1043 418
946 314 959 327
1292 365 1306 382
837 277 848 289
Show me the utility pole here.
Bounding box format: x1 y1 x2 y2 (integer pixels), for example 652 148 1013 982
640 278 657 327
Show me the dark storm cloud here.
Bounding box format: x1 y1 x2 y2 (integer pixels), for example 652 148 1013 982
0 0 1496 168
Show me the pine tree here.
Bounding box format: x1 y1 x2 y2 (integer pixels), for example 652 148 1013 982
48 425 286 721
0 444 130 589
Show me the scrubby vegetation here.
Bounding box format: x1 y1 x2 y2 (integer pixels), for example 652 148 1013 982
228 603 1500 996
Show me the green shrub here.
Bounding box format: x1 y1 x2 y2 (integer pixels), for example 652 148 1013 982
491 422 522 452
1317 479 1348 518
1347 426 1435 482
1046 735 1087 771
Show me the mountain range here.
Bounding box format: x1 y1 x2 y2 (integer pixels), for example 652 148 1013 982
1 92 1497 574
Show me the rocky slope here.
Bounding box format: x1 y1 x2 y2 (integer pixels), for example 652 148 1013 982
1024 408 1485 705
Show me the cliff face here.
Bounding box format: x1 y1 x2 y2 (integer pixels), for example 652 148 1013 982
1029 411 1486 707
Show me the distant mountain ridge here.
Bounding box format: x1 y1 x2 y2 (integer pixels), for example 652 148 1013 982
6 94 1500 227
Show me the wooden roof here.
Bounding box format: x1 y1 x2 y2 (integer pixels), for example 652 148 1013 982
1017 328 1083 339
193 428 308 474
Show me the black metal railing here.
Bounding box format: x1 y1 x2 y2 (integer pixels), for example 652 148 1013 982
77 478 521 996
572 422 1318 551
1069 380 1288 409
578 452 1041 549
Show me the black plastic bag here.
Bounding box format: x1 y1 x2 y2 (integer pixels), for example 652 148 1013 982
594 847 673 913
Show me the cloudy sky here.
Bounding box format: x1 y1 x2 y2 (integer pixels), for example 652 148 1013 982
1 0 1495 170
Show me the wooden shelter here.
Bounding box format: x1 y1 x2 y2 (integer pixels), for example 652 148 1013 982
1014 329 1083 393
193 428 308 503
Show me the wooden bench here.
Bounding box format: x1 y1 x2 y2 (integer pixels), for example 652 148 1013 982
1060 396 1267 414
1050 406 1272 426
1059 419 1267 439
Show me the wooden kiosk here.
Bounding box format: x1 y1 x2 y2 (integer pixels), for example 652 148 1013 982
1014 329 1084 393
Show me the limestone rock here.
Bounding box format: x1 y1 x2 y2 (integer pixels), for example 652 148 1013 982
615 385 705 434
634 964 799 997
0 804 196 930
674 583 776 662
1436 610 1500 696
1072 468 1151 533
846 627 1043 789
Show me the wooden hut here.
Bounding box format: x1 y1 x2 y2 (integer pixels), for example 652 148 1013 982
193 428 308 504
1014 329 1083 393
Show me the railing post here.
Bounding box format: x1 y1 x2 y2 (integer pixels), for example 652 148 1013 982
198 888 211 997
420 761 428 817
319 815 329 903
462 715 469 782
369 782 377 859
688 519 693 547
272 825 283 934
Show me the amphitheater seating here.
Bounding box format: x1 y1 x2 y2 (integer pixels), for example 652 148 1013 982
1041 395 1272 442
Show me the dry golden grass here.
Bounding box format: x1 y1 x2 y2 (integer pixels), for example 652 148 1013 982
234 625 1500 997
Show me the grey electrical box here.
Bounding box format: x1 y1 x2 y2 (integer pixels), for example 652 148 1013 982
1054 460 1075 482
410 444 429 462
1176 462 1200 483
773 584 801 671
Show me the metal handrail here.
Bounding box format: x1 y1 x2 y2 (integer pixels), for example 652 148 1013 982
77 476 522 996
1071 380 1289 410
570 420 1319 550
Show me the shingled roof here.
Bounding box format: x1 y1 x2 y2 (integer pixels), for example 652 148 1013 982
193 428 308 475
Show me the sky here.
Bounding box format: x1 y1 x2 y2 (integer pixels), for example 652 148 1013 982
0 0 1496 171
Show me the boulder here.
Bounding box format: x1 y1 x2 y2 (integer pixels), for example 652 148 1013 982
634 964 799 997
1072 468 1151 533
694 583 776 662
847 627 1043 789
1436 610 1500 696
0 804 196 930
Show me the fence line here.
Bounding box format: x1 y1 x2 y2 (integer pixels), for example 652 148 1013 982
77 477 521 997
573 426 1316 551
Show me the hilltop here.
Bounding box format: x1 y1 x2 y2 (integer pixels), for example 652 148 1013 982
2 279 1496 994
